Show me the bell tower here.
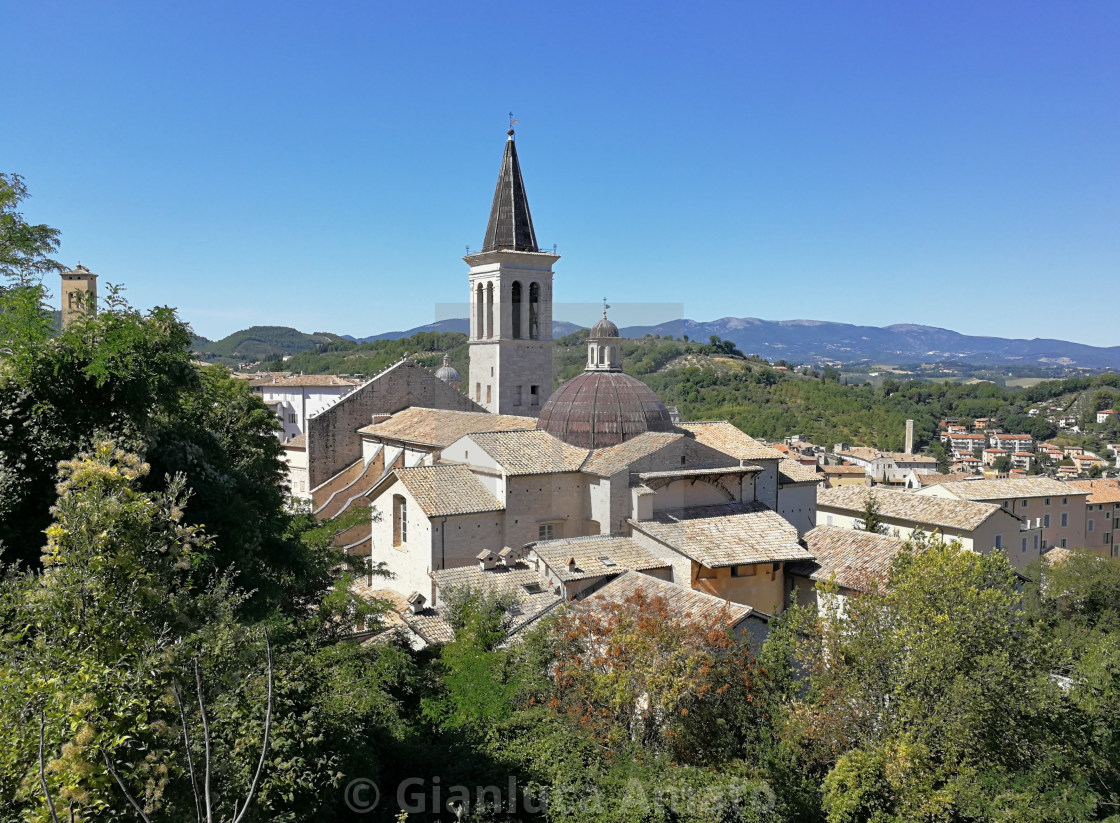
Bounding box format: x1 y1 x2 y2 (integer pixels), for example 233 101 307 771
60 263 98 328
466 129 557 416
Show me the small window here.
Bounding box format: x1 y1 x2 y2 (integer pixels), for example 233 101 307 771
1088 519 1094 533
538 523 554 541
1062 497 1068 506
530 385 540 406
995 534 1002 550
1112 544 1118 558
1060 538 1067 548
1044 498 1051 506
288 413 297 423
513 385 522 406
680 455 687 465
1044 514 1051 528
393 495 407 547
486 385 491 404
1061 513 1068 527
476 382 481 402
1034 535 1039 550
1021 538 1026 553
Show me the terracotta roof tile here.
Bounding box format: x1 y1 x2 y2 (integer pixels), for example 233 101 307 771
779 458 822 484
819 486 1000 531
934 477 1086 501
529 535 671 582
358 407 536 448
581 431 684 476
393 465 503 517
678 422 785 461
250 374 361 388
579 571 763 625
431 562 563 635
632 502 811 568
469 430 589 475
794 526 908 592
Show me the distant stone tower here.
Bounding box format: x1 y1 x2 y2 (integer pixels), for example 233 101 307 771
60 264 98 328
465 129 557 416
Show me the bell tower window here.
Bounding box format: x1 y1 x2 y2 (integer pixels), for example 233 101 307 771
475 283 484 340
511 281 522 339
485 282 494 339
529 282 540 339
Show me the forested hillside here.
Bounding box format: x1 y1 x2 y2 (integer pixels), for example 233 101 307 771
193 325 346 363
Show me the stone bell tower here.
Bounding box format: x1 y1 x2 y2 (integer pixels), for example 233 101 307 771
465 129 557 416
60 263 98 328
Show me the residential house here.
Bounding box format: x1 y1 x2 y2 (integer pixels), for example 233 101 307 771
787 526 908 612
917 476 1089 551
982 447 1009 467
1097 409 1115 425
821 464 871 488
1010 452 1035 471
250 373 361 442
992 433 1035 453
1067 479 1120 559
816 486 1042 573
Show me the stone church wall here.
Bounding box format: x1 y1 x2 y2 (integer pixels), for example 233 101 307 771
307 360 484 489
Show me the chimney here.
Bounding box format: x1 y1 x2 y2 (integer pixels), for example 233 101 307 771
372 413 392 425
905 419 914 455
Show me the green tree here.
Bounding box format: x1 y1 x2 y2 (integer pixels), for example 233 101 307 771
853 494 887 534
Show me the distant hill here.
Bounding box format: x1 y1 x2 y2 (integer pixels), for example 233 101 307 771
193 326 345 363
615 318 1120 370
345 319 582 343
200 317 1120 370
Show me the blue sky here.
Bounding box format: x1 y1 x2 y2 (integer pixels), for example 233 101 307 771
5 1 1118 345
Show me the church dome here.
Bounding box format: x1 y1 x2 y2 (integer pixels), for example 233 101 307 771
537 371 676 449
590 312 619 339
434 354 461 383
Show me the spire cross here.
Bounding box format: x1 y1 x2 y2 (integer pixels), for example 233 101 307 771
602 298 610 317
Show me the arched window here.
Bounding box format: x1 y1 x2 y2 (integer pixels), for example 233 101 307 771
393 494 407 546
475 283 484 340
511 281 522 339
599 345 606 364
529 282 540 339
486 282 494 339
589 344 597 364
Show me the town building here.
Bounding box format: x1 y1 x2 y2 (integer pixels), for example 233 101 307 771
250 373 361 442
821 464 871 488
916 477 1089 551
1067 479 1120 558
788 525 908 611
817 486 1042 573
829 446 937 483
991 433 1034 452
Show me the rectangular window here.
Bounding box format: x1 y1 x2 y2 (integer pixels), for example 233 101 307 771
1044 514 1050 528
1061 538 1067 548
476 382 481 402
1044 498 1051 506
486 384 491 404
1106 533 1113 545
1034 535 1039 550
1063 497 1068 505
1088 519 1094 532
995 534 1002 549
1112 544 1118 558
1021 538 1026 553
1021 499 1029 507
530 385 540 406
538 523 554 541
826 514 834 526
1061 513 1068 527
731 565 756 577
288 413 297 423
513 385 522 406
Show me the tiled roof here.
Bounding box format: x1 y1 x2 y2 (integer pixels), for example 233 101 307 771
393 465 503 517
779 458 822 484
819 486 1000 531
250 374 361 388
284 434 306 449
1012 451 1035 457
822 464 867 475
994 433 1033 440
934 477 1086 502
1068 478 1120 503
581 431 683 476
792 526 908 592
836 446 880 461
678 422 785 461
357 407 535 448
469 430 589 475
914 472 966 486
579 571 763 626
632 502 811 568
529 535 671 582
948 434 988 440
431 562 563 635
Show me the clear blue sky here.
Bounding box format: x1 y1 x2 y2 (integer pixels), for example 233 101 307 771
5 1 1118 345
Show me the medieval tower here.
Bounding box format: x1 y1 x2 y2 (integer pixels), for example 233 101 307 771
465 129 556 416
60 263 98 328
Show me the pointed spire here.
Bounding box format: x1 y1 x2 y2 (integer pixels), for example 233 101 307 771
481 130 539 253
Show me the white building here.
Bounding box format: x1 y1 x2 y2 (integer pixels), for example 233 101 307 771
251 374 360 442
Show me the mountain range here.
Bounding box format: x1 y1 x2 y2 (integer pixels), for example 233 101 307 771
193 319 1120 370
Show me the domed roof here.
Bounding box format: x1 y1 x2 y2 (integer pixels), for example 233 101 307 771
434 354 461 383
537 371 675 449
590 311 619 339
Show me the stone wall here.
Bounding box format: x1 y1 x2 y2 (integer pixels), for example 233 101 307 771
307 360 484 488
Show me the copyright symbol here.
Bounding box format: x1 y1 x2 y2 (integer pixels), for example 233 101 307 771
345 778 380 813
